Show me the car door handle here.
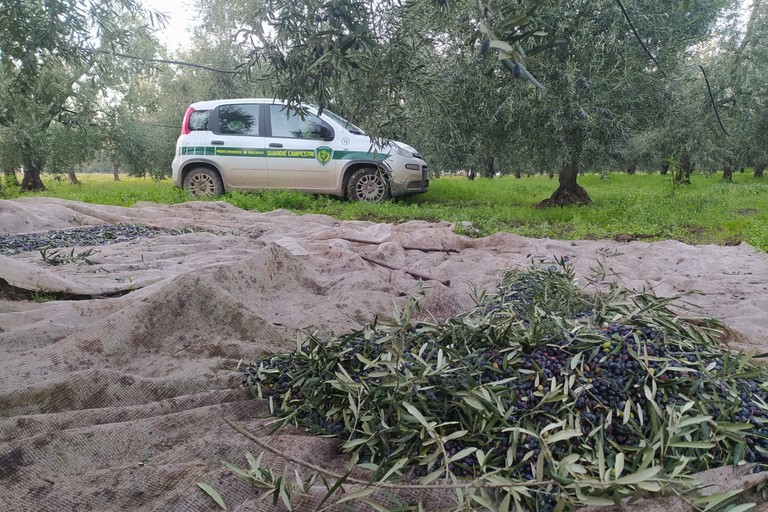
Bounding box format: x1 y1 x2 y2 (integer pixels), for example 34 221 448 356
269 143 283 148
211 140 225 145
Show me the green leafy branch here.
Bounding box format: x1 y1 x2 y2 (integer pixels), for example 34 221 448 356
231 264 768 511
39 247 97 266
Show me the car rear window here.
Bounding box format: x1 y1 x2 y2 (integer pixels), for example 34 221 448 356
188 110 209 131
218 104 260 136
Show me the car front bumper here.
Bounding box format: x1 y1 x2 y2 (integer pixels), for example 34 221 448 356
390 162 429 197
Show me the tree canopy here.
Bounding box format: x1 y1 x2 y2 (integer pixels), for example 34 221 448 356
1 0 765 202
0 0 163 189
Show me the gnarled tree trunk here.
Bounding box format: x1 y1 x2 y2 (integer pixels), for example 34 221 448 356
68 170 80 185
675 151 692 185
482 156 495 178
722 163 733 182
755 163 765 178
537 137 591 207
113 158 121 181
20 159 46 191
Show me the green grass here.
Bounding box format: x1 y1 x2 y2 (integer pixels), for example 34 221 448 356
4 171 768 251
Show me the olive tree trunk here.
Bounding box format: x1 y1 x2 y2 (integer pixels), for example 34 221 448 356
482 156 495 178
675 151 692 185
537 135 591 207
722 163 733 182
20 159 46 191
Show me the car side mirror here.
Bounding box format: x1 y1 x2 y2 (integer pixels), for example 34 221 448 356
309 123 333 140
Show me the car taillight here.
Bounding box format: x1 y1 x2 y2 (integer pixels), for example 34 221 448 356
181 106 195 135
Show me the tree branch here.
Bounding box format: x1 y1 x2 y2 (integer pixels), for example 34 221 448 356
223 416 555 491
360 255 451 286
83 49 240 74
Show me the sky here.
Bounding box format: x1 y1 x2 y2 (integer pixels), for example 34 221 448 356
141 0 198 52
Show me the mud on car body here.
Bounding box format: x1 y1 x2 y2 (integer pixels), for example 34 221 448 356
171 98 429 202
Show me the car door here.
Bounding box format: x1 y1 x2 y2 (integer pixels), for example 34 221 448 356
212 103 268 189
265 104 337 191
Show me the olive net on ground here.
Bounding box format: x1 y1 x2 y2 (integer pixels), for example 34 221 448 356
1 197 768 511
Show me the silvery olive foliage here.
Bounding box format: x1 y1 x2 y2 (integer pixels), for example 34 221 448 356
211 0 556 140
0 0 162 189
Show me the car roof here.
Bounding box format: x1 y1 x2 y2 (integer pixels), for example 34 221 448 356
189 98 302 110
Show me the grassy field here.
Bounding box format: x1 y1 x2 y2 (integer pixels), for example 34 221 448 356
3 171 767 251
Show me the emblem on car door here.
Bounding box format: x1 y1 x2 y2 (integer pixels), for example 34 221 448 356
315 146 334 166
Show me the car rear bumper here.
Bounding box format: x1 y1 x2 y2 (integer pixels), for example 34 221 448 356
171 156 182 187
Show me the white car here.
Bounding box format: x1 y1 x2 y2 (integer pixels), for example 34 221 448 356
171 98 429 202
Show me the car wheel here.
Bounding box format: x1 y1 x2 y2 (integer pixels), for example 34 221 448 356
347 168 390 202
183 167 224 197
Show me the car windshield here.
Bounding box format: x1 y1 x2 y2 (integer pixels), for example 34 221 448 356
322 109 366 135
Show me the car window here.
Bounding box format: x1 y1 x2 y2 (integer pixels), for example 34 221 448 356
188 110 209 131
322 109 365 135
218 104 260 136
269 105 332 140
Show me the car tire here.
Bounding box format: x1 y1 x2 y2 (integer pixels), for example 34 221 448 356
183 167 224 197
346 168 390 202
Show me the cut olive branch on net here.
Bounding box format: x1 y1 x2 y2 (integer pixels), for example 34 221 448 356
224 416 562 491
223 416 752 512
224 416 696 495
231 264 768 511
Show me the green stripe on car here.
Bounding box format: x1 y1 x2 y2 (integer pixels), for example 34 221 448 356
179 146 390 161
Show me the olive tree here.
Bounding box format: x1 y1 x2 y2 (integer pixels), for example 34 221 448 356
101 63 180 180
47 122 102 185
517 0 729 204
194 0 469 138
708 0 768 177
0 0 161 190
397 1 541 179
623 0 765 183
218 0 731 204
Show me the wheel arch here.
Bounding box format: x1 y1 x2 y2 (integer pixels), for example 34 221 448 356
341 161 390 198
180 160 226 192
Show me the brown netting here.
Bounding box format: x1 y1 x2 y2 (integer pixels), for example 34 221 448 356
1 198 768 511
